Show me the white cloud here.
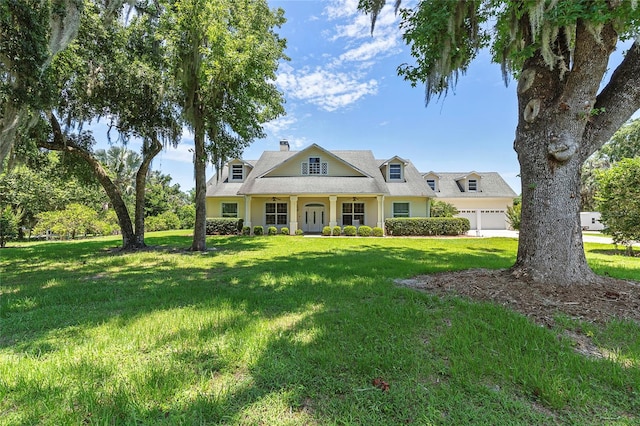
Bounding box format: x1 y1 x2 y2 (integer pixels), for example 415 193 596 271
277 67 378 111
263 114 297 136
159 142 194 164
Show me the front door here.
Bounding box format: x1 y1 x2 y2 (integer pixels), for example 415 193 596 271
303 204 325 233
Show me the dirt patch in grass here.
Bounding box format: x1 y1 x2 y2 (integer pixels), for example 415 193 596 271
396 269 640 328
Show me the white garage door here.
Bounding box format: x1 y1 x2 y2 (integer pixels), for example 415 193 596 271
480 210 507 230
457 209 507 230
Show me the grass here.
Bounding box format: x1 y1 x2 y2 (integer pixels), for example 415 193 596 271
1 232 639 425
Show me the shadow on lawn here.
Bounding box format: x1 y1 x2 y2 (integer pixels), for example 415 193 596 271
1 237 527 423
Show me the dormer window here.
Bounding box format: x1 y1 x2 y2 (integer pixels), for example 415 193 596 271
468 179 478 192
309 157 321 174
389 163 402 180
231 164 243 181
426 179 436 191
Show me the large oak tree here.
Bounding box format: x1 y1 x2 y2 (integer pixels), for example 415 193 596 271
362 0 640 285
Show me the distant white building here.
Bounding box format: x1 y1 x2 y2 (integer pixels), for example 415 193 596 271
580 212 604 231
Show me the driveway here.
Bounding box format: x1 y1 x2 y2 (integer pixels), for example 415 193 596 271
466 229 638 246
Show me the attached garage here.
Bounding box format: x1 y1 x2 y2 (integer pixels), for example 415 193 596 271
457 209 508 230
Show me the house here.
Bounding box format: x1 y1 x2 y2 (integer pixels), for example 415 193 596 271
206 141 518 234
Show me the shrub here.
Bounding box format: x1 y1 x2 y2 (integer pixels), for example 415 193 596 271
0 206 20 247
506 203 521 230
385 217 470 236
176 204 196 229
268 226 278 235
206 218 240 235
253 225 264 235
322 226 332 236
332 226 342 236
295 229 304 235
357 225 372 237
343 225 357 236
281 227 289 235
372 226 384 237
242 226 251 235
430 201 459 217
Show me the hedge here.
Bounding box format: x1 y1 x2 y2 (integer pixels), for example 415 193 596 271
384 217 470 236
357 225 372 237
206 218 241 235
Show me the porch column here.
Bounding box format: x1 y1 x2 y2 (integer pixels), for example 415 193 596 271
426 198 431 217
289 195 298 235
244 196 252 234
376 195 384 229
329 195 337 228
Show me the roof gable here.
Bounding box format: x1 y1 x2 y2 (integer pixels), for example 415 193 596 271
258 144 371 178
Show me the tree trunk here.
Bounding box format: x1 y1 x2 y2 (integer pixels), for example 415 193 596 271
191 106 207 252
510 23 640 285
133 137 163 247
43 113 139 250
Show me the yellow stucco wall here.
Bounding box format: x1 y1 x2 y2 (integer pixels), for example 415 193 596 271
206 197 246 219
383 197 429 218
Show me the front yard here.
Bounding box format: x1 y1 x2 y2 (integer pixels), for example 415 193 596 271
1 232 639 424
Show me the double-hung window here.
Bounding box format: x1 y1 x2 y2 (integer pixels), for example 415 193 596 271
389 163 402 180
342 202 364 226
309 157 321 174
266 203 288 225
222 203 238 218
393 202 410 218
231 165 243 181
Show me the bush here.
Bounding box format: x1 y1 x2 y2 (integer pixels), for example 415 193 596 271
322 226 332 236
253 225 264 235
267 226 278 235
343 225 357 236
357 225 372 237
242 226 251 235
372 226 384 237
0 206 20 247
206 218 241 235
332 226 342 236
430 201 459 217
295 229 304 236
385 217 470 236
506 203 521 230
281 227 289 235
176 204 196 229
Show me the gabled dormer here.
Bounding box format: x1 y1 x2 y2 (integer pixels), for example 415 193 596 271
228 159 253 183
423 172 440 192
455 172 482 193
380 156 408 182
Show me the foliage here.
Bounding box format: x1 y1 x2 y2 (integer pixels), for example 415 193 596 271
253 225 263 236
357 225 372 237
506 203 521 231
280 227 289 235
267 226 278 236
176 204 196 230
205 218 241 235
295 228 303 235
145 211 181 232
32 203 103 239
596 158 640 254
343 225 357 236
322 226 332 236
242 226 251 236
430 200 458 217
581 119 640 210
332 226 342 236
372 226 384 237
385 217 470 236
0 206 20 247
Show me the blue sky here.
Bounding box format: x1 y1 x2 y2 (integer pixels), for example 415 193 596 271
96 0 637 194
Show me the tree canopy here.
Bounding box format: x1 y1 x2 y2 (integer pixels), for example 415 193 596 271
362 0 640 284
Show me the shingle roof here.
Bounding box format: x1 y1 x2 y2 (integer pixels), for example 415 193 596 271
430 172 517 198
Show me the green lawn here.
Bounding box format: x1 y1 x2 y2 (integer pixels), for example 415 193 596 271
1 232 639 425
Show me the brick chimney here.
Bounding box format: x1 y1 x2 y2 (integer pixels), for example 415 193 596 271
279 140 290 151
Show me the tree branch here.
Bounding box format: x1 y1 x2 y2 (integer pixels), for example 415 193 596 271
585 42 640 154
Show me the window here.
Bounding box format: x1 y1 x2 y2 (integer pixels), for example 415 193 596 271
389 164 402 180
342 202 364 226
393 202 410 218
426 179 436 191
222 203 238 218
266 202 288 225
231 164 243 180
309 157 321 174
468 179 478 192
